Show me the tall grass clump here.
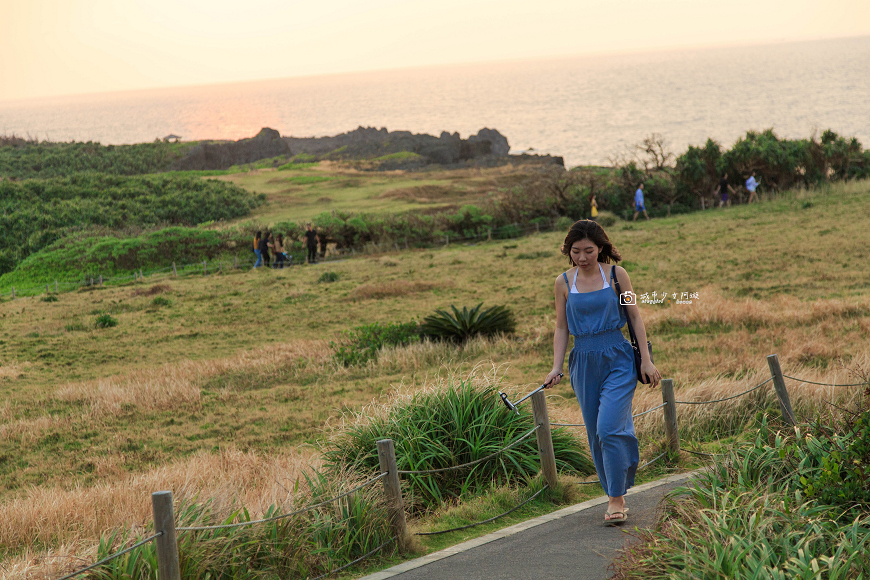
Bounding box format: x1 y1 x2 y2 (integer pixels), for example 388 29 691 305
324 378 593 512
79 470 394 580
612 409 870 579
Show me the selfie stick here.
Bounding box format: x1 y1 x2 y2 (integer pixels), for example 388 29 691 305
498 373 563 415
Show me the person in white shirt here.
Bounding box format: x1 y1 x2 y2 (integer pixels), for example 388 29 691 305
745 171 760 204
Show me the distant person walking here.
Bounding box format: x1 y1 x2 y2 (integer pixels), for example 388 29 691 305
252 231 263 269
543 219 661 524
304 223 319 264
745 171 760 204
716 173 736 208
632 183 649 221
273 234 286 269
259 230 271 269
589 194 599 221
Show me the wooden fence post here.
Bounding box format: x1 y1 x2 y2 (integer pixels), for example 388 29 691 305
767 354 795 426
55 280 58 292
139 269 144 279
376 439 409 551
203 261 207 276
90 277 94 287
234 256 238 269
151 491 181 580
172 262 177 277
99 275 103 286
11 287 14 299
218 262 222 274
530 390 558 489
660 378 679 453
46 284 50 294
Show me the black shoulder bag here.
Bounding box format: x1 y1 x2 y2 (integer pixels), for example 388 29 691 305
611 265 653 384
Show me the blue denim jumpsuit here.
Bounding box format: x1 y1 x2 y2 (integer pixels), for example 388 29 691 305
564 263 639 497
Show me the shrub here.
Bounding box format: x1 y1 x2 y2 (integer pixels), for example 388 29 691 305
555 216 575 231
324 379 594 511
317 271 339 283
420 303 516 342
596 210 618 227
151 296 172 307
331 321 421 366
40 295 58 303
95 313 118 328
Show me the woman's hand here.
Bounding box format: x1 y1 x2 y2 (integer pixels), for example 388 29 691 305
640 360 661 388
543 370 563 389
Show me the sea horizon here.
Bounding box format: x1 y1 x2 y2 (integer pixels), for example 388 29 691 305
2 35 869 166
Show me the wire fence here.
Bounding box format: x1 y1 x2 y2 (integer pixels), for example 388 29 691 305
45 354 866 580
0 220 562 300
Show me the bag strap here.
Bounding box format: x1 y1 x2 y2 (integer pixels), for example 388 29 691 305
611 265 639 348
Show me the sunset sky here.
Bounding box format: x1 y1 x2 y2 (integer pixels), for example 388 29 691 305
2 0 869 102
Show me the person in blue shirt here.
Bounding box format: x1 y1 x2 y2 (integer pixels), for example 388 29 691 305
632 183 649 221
745 171 760 204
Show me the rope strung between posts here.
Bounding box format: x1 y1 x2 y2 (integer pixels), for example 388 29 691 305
397 425 540 475
308 536 396 580
552 402 669 427
574 452 667 485
782 375 869 387
415 485 549 536
684 449 722 458
55 532 163 580
675 376 773 405
176 472 387 532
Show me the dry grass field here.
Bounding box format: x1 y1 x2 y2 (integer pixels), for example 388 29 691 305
0 178 868 577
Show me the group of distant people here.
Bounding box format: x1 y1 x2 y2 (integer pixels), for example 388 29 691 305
716 171 760 207
584 172 763 223
252 223 322 269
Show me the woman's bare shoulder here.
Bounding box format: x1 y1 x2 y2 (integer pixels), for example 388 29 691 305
554 268 573 288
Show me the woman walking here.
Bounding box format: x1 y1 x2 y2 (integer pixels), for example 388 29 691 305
252 231 263 269
542 220 661 524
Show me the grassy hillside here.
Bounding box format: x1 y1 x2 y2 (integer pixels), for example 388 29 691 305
0 179 868 577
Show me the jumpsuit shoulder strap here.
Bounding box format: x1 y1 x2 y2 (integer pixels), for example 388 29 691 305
562 271 569 286
611 265 619 295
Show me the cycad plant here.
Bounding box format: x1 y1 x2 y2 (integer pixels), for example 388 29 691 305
420 303 516 342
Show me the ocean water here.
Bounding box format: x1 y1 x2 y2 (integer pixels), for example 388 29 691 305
1 36 868 167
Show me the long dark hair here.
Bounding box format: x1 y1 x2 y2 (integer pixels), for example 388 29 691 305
560 220 622 266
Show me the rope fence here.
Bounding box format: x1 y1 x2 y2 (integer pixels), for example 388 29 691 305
0 220 559 300
55 532 163 580
175 472 388 532
46 353 866 580
782 375 869 388
415 485 550 536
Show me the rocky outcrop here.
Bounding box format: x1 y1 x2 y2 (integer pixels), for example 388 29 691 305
172 127 291 171
171 126 562 171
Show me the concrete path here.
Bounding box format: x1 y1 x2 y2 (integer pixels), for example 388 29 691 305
359 472 695 580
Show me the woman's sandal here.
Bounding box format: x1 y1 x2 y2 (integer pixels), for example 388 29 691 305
604 507 628 525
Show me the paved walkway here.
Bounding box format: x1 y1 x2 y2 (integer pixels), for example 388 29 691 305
359 472 694 580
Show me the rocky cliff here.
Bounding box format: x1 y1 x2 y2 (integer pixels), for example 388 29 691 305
172 126 562 171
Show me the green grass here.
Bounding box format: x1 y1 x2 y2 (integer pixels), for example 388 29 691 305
371 152 423 163
1 178 869 577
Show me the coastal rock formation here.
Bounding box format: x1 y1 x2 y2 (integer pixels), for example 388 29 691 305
285 126 561 169
172 127 291 171
172 126 562 171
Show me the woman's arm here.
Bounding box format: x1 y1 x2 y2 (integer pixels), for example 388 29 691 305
544 274 570 388
614 266 662 388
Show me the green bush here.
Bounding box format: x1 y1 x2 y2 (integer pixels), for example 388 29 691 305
420 303 516 343
0 172 263 276
324 379 594 511
151 296 172 307
555 216 575 231
331 321 420 366
40 294 58 303
317 271 339 283
95 313 118 328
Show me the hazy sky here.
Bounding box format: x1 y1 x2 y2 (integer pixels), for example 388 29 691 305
2 0 869 102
